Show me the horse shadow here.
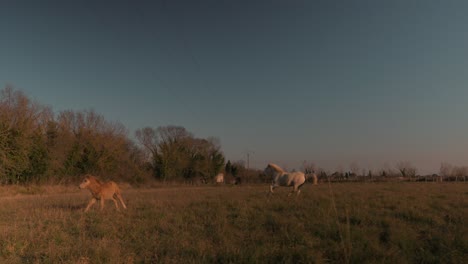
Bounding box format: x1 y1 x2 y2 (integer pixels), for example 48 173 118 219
47 204 84 211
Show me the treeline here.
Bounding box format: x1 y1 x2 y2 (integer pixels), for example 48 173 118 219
0 86 229 184
302 160 468 182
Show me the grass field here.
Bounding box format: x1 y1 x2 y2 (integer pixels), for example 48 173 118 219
0 182 466 263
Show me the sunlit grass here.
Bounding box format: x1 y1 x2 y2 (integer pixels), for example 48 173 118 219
0 183 466 263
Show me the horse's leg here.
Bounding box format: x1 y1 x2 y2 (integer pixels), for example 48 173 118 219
112 197 120 211
289 185 301 197
100 198 105 211
116 192 127 209
296 184 303 196
270 183 279 194
268 184 277 199
84 198 96 212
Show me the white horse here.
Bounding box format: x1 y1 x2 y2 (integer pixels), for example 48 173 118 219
215 173 224 184
264 163 306 196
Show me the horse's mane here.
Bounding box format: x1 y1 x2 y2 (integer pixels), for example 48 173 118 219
268 163 285 173
85 175 102 185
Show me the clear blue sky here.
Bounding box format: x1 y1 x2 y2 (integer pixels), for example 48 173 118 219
1 0 468 174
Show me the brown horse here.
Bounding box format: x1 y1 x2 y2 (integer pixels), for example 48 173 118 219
79 175 127 212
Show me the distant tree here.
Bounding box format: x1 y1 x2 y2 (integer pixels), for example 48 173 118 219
22 131 49 182
136 125 225 182
301 160 316 174
396 161 417 179
225 160 232 175
53 110 130 177
45 120 58 148
231 161 246 180
439 162 453 178
349 162 360 176
0 86 50 183
452 165 467 182
231 163 238 178
156 126 192 180
210 149 225 176
135 126 159 163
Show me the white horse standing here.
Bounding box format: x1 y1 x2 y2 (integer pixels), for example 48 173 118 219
264 163 306 196
215 173 224 184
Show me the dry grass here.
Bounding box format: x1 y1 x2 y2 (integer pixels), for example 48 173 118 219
0 182 466 263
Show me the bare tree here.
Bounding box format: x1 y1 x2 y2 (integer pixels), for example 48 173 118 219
135 127 159 160
349 162 360 175
396 161 417 179
301 160 316 174
452 165 468 182
439 162 452 181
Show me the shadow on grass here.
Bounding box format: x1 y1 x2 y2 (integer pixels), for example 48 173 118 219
47 204 84 211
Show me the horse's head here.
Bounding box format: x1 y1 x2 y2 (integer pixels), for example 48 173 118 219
79 174 96 189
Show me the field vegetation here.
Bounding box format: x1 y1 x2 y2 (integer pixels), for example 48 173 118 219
0 182 466 263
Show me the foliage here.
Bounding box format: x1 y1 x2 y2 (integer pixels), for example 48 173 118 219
0 86 226 184
0 86 149 184
0 86 49 183
136 126 225 181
